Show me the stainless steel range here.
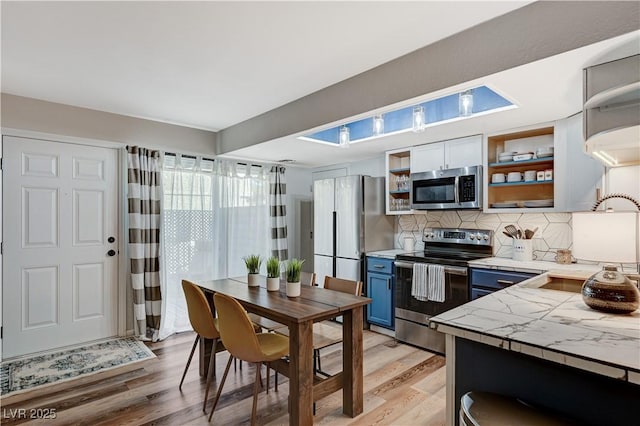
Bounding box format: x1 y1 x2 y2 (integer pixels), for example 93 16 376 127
394 227 493 353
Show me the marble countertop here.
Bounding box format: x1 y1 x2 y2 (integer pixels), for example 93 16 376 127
431 270 640 383
468 257 603 274
366 249 408 259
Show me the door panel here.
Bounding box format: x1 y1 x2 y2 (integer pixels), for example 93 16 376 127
22 266 58 329
313 179 334 256
446 135 482 169
335 176 361 259
314 255 333 289
336 257 361 283
22 187 58 248
73 190 104 245
3 136 118 358
73 263 105 319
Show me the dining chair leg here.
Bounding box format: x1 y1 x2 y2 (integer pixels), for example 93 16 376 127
203 338 218 413
251 362 262 426
179 335 199 390
266 363 270 394
208 353 233 422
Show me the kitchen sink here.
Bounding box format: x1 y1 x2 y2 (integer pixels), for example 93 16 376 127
520 272 592 293
538 278 584 293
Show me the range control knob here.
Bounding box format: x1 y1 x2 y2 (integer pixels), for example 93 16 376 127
483 234 490 241
469 234 475 240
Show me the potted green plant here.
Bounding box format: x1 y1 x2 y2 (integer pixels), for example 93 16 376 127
285 258 305 297
266 256 281 291
243 254 262 287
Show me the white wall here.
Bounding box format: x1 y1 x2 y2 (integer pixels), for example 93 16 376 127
1 94 217 154
285 166 313 260
311 155 385 179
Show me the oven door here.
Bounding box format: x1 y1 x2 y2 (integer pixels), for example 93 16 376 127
394 260 469 324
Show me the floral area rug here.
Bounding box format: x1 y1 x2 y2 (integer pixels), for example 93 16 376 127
1 337 155 397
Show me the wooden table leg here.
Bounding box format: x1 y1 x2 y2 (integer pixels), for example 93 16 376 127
343 306 364 417
288 320 313 426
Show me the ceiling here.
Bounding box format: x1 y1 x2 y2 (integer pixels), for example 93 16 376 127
2 2 638 169
1 1 529 130
228 30 640 167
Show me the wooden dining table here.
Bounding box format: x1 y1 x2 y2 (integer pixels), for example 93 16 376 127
195 275 371 426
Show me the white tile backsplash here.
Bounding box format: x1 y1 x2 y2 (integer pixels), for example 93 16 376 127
395 211 573 261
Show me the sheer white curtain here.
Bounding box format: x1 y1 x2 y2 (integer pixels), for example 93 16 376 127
159 156 271 339
211 161 271 279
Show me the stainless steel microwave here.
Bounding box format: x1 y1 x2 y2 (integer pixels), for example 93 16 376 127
410 165 482 210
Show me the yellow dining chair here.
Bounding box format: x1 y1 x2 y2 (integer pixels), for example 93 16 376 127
208 292 289 424
180 280 222 414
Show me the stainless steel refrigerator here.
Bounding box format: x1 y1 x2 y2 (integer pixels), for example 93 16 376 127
313 175 394 288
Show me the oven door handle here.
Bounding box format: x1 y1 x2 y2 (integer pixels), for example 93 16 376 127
395 260 415 269
395 261 468 276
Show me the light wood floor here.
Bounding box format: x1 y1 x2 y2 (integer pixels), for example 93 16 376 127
2 327 446 425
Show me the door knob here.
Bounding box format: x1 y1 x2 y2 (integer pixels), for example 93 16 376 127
107 250 116 257
108 236 116 243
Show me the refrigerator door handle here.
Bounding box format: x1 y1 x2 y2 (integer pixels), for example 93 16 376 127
332 211 337 277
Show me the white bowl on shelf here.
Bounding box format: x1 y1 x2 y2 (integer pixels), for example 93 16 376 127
536 147 554 157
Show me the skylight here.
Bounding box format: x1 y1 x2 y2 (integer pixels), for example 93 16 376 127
299 86 516 145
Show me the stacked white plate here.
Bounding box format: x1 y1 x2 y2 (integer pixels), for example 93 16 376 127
491 201 518 208
523 199 554 208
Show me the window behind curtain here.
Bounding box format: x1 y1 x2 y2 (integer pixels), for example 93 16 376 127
160 155 270 338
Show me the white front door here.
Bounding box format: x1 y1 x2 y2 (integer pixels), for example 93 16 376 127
2 136 119 358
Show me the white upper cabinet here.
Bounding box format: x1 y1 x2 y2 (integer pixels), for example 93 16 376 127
554 113 605 212
410 135 482 173
410 143 444 173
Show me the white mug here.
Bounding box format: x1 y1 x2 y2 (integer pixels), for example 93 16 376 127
524 170 537 182
492 173 506 183
507 172 523 182
403 237 415 252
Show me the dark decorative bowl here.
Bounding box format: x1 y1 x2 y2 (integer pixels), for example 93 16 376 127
582 265 640 314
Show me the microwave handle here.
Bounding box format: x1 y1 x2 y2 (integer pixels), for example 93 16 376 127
454 176 460 204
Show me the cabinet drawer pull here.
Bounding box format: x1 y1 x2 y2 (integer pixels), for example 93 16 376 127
387 278 391 290
374 264 385 268
496 279 515 285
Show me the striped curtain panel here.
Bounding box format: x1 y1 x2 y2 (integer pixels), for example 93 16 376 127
126 146 162 341
269 165 288 261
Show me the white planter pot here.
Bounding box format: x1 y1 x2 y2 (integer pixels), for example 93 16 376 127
267 277 280 291
286 281 301 297
247 273 260 287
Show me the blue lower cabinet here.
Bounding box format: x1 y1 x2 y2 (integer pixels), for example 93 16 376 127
366 255 395 329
